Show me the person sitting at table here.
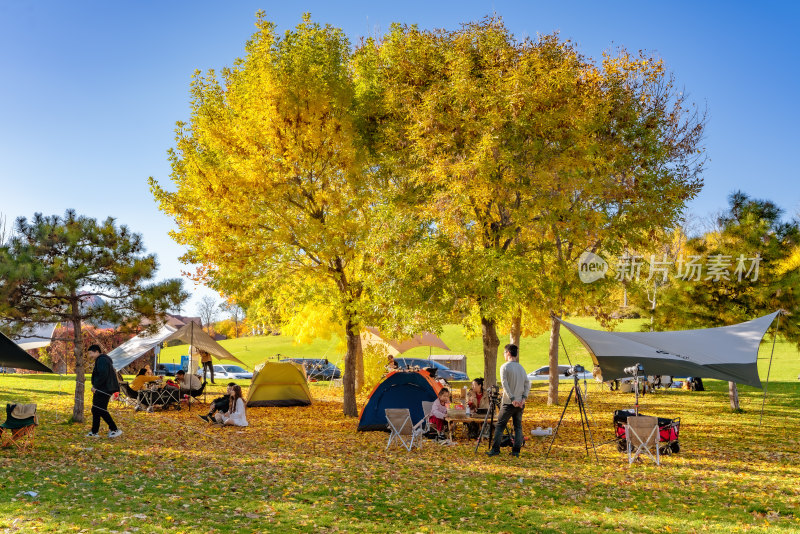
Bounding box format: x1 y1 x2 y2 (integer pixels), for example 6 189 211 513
175 369 202 394
465 378 490 439
130 368 161 392
466 378 489 412
429 388 450 436
386 354 399 371
214 384 248 427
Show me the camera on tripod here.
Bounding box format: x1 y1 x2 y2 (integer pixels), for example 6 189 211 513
564 364 585 377
624 363 644 376
487 385 501 405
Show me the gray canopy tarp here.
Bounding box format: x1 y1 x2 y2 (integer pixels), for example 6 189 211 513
558 311 779 388
108 322 245 371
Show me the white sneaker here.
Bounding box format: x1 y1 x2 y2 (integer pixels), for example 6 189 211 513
86 432 99 438
108 429 123 438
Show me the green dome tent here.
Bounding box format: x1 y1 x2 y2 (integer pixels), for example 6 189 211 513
247 361 312 407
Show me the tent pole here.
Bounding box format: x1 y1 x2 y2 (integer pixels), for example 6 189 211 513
559 335 572 366
759 313 782 427
188 322 194 411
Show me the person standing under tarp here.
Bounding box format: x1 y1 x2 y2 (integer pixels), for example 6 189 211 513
486 344 530 458
87 344 122 438
199 349 215 384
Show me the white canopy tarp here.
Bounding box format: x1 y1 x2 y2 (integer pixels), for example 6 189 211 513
13 323 57 351
108 322 245 371
558 312 779 388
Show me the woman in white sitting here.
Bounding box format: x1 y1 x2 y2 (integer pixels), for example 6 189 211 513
214 384 248 427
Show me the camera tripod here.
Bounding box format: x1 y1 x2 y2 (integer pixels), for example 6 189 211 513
474 387 502 453
545 372 598 461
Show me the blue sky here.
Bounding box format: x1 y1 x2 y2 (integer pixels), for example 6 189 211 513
1 1 798 315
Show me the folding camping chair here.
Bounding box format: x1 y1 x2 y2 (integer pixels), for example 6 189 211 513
652 375 673 391
420 401 434 435
385 408 425 451
182 381 207 407
0 403 38 452
625 415 661 465
118 382 145 412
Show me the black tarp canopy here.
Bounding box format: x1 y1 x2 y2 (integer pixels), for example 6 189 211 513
0 331 53 373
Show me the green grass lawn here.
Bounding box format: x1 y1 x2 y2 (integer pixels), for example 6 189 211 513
1 373 799 532
2 320 798 532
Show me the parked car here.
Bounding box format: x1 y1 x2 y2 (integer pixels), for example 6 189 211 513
196 364 253 380
280 358 341 381
394 357 469 381
155 363 182 376
527 364 593 381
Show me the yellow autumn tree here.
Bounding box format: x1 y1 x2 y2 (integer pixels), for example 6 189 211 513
150 13 375 416
528 49 706 404
361 19 705 400
357 21 590 387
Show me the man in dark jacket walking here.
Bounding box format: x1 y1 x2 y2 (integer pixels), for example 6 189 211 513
87 344 122 438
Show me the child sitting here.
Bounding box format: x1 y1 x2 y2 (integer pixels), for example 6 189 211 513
429 388 450 437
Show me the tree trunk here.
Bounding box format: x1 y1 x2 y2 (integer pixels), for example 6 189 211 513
71 314 86 423
355 333 364 392
481 316 500 388
547 315 561 406
342 317 359 417
509 310 521 347
728 381 740 411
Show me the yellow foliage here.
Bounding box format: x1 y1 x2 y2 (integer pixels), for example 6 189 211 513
282 303 346 352
150 14 380 415
360 342 390 394
215 319 238 339
775 245 800 276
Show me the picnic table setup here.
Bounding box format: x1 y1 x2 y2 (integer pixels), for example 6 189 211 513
444 407 488 441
